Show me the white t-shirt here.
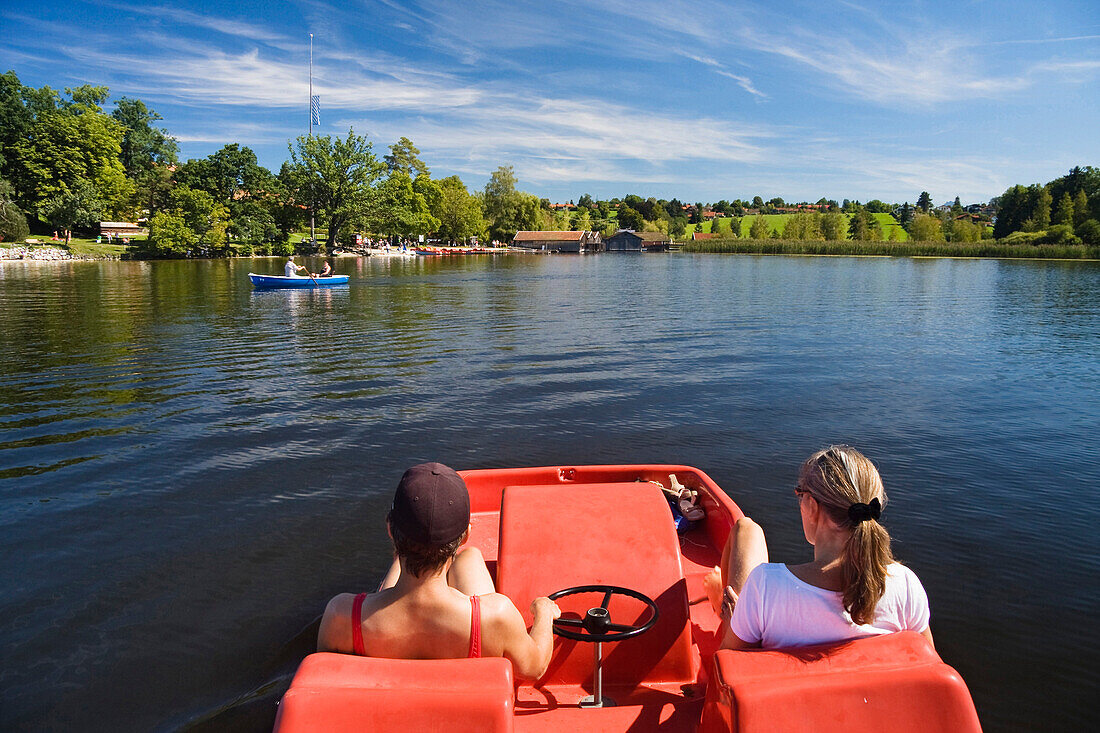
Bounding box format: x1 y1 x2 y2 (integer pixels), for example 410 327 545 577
285 261 299 277
729 562 930 649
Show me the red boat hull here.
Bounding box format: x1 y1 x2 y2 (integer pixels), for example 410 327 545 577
275 465 980 732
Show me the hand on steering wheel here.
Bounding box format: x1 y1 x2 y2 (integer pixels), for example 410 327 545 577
547 585 659 643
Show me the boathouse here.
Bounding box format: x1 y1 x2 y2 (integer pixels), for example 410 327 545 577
604 231 671 252
99 221 147 237
511 230 601 253
691 231 716 240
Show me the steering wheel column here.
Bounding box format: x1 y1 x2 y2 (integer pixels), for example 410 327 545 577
548 585 660 708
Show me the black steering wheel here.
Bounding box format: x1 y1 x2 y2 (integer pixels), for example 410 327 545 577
548 584 660 643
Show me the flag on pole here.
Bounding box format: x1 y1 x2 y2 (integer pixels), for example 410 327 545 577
310 95 321 125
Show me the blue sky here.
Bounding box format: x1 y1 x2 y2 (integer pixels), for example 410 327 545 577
2 0 1099 205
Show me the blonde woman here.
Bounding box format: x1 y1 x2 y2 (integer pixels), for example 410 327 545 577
705 446 933 650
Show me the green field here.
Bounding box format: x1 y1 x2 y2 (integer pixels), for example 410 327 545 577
685 213 911 241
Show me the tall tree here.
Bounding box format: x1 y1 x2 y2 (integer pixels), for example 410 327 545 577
368 171 439 240
749 214 769 239
916 191 933 212
482 166 538 242
287 129 386 248
41 177 102 242
0 177 29 242
1073 189 1090 228
1052 191 1074 226
12 84 133 216
383 137 429 178
820 212 846 240
433 175 486 243
908 213 944 241
112 97 178 217
616 204 644 231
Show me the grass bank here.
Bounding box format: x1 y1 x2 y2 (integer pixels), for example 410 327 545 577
681 238 1100 260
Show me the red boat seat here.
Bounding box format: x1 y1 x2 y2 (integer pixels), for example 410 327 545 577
496 481 697 688
273 653 515 733
699 631 981 733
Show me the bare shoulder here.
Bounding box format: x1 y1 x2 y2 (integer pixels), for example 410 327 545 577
477 593 527 629
318 592 358 653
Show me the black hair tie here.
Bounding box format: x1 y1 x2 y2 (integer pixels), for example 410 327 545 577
848 497 882 524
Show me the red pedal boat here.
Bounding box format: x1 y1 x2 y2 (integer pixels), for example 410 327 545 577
274 465 981 732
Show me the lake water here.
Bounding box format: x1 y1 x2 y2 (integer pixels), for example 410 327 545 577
1 254 1097 731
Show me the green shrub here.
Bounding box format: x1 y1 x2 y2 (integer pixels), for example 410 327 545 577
1074 219 1100 245
1038 224 1080 245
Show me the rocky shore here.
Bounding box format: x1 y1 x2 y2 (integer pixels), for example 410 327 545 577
0 245 113 261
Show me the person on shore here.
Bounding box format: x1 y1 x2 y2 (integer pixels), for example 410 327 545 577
285 257 306 277
318 462 562 680
704 445 932 650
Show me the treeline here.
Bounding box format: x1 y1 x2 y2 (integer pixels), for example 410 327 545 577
990 167 1100 245
0 72 558 255
2 71 1097 255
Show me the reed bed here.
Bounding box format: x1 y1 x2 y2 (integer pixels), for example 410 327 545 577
681 239 1100 260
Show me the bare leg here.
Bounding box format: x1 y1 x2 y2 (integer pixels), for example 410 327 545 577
703 517 769 614
447 546 496 596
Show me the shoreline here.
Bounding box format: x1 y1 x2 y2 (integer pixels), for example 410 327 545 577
5 242 1099 263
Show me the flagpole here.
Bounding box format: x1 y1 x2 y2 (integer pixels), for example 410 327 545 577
308 33 315 248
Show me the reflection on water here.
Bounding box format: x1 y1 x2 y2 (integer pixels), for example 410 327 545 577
1 254 1098 731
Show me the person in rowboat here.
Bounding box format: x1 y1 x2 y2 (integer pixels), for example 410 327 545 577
316 260 333 277
318 462 562 680
704 445 933 650
285 257 307 277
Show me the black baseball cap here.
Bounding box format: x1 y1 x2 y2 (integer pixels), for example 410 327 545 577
389 462 470 545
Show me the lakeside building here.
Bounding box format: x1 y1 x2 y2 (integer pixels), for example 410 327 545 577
98 221 147 237
692 231 716 240
604 230 671 252
511 230 601 253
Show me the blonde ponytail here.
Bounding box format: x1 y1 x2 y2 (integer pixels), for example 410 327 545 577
798 446 894 625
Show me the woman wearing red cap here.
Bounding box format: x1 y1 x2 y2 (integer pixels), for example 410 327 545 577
318 463 561 680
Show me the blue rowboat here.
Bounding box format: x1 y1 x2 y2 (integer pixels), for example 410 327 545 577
248 273 349 288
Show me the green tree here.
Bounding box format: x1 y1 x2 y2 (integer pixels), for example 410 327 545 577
749 214 769 239
616 204 644 231
227 199 278 246
167 185 228 252
570 206 592 232
820 212 846 240
434 175 486 243
848 210 882 241
13 84 133 216
916 191 933 212
1075 219 1100 244
288 129 386 249
0 177 29 242
908 213 944 241
951 196 963 213
1033 186 1052 229
1073 189 1090 228
945 218 981 243
176 144 272 204
1052 192 1074 226
482 166 539 242
41 177 102 242
146 210 197 256
383 137 429 178
898 202 912 226
369 171 440 240
111 97 178 218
